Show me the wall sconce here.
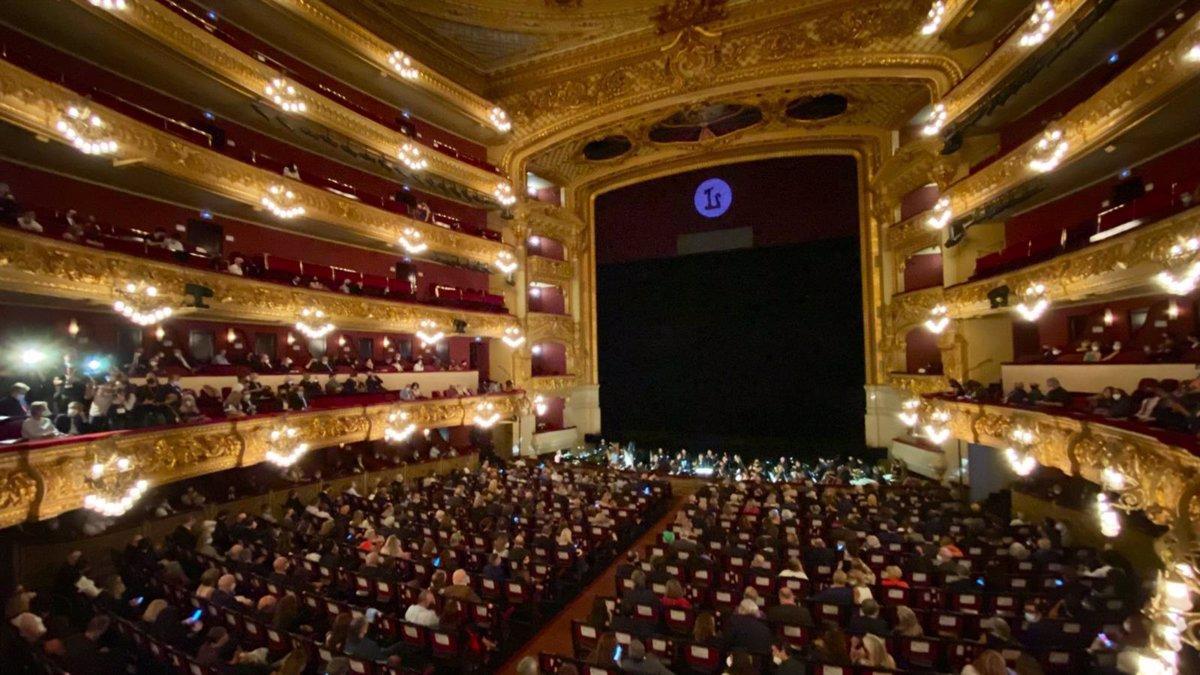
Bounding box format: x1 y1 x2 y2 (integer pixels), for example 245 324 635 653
388 51 418 79
920 1 946 36
924 304 950 333
264 77 306 113
922 103 947 137
1018 1 1057 48
1015 283 1050 321
398 143 428 171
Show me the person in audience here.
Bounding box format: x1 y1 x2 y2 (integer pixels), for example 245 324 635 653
617 638 673 675
0 382 31 417
851 633 896 669
894 606 923 637
765 587 812 626
222 385 254 419
810 569 854 605
1091 386 1133 418
692 612 718 647
211 350 231 366
404 589 439 628
962 649 1009 675
660 579 691 610
1006 382 1029 406
1038 378 1072 407
343 615 401 662
441 569 482 604
54 401 90 435
721 599 772 655
16 211 42 233
21 401 63 440
226 256 245 276
771 641 805 675
195 626 234 667
847 599 890 636
811 623 852 666
515 655 540 675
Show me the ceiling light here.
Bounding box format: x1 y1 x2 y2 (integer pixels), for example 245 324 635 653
1018 1 1056 48
926 197 952 229
489 107 512 133
493 182 517 207
1028 126 1068 173
295 308 335 339
416 319 444 347
56 105 118 156
922 103 947 137
1015 283 1050 321
399 227 428 254
261 184 305 219
388 51 419 79
494 250 519 274
920 1 947 36
265 77 306 113
398 142 428 171
924 304 950 333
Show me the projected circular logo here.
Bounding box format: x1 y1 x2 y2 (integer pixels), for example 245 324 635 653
694 178 732 218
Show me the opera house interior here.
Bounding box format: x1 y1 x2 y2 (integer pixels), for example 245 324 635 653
0 0 1199 674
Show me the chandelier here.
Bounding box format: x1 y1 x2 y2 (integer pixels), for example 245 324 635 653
489 107 512 133
1155 237 1200 295
501 326 526 348
920 1 946 36
56 105 118 156
398 142 428 171
493 182 517 207
473 401 501 428
1095 493 1121 537
265 425 310 467
416 319 444 347
113 282 173 326
1028 126 1068 173
1018 1 1056 48
384 409 417 443
926 197 952 230
261 184 305 219
264 77 306 113
922 409 951 444
1003 426 1038 476
398 227 429 254
1014 283 1050 321
922 103 947 137
494 250 519 274
89 0 128 9
1187 38 1200 63
388 51 419 79
295 308 335 339
898 398 921 427
533 395 548 416
924 304 950 334
84 455 149 517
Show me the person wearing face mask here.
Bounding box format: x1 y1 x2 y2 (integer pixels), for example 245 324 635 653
1018 602 1057 654
0 382 31 417
21 402 63 440
2 611 48 674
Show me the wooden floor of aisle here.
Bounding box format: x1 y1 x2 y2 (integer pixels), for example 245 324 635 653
494 496 685 674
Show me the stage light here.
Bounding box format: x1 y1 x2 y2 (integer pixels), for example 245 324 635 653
264 77 306 113
18 347 46 367
1029 126 1068 172
295 308 335 339
922 103 947 137
924 304 950 334
399 227 428 254
920 1 946 36
1015 283 1050 321
388 51 419 79
1018 1 1056 47
415 319 444 347
926 197 952 230
489 107 512 133
261 184 305 219
398 143 428 171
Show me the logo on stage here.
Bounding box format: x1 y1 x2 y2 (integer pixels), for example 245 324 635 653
694 178 732 218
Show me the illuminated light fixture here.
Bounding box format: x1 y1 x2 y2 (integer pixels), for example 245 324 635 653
529 236 541 246
922 409 951 444
1004 427 1038 476
1168 301 1180 319
55 105 118 156
264 77 306 113
1102 466 1126 491
493 181 517 207
18 347 46 367
494 250 519 274
926 196 952 230
533 395 548 416
472 401 501 428
265 426 309 467
415 319 444 347
531 344 543 355
383 409 417 443
226 328 238 343
489 107 512 133
1015 283 1050 321
154 326 166 341
529 286 543 298
898 398 921 427
1156 237 1200 295
1186 40 1200 63
337 335 346 347
295 307 335 339
382 336 391 349
920 1 947 36
67 319 80 337
286 332 296 346
113 281 173 326
924 304 950 334
1096 493 1121 537
261 184 305 219
501 326 526 349
1028 126 1068 173
84 455 149 517
1018 1 1057 48
397 142 428 171
922 103 947 137
388 51 418 79
89 0 128 9
1103 308 1115 326
398 227 428 254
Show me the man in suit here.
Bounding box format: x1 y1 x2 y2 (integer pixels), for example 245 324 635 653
810 569 855 605
804 537 837 574
722 599 773 655
619 570 658 615
0 382 31 417
847 599 891 636
765 587 812 626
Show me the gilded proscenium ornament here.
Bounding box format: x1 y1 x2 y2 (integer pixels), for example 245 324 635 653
6 393 525 528
527 255 574 286
69 0 504 201
887 373 950 397
256 0 502 131
0 228 520 339
514 202 587 256
527 374 581 397
0 60 513 270
897 13 1200 233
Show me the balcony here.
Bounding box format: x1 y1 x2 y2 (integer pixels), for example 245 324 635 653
0 391 523 529
55 0 507 203
0 57 515 270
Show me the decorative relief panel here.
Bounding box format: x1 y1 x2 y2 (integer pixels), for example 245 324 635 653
0 229 520 338
527 255 574 285
0 59 513 268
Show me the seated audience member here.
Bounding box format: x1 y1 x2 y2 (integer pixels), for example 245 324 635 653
617 639 673 675
441 569 482 604
344 615 400 662
1005 382 1029 406
721 599 772 655
54 401 91 435
810 569 854 605
894 606 923 637
1091 387 1133 418
847 599 890 636
660 579 691 610
21 402 63 440
811 623 852 666
16 211 42 233
1038 378 1072 406
0 382 32 416
851 633 896 669
765 587 812 626
211 350 231 366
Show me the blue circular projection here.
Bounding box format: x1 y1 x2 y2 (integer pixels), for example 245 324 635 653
694 178 732 218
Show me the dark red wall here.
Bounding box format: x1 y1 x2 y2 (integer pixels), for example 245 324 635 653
905 326 942 374
532 341 568 376
528 285 566 315
593 156 859 264
904 252 943 292
1019 292 1199 356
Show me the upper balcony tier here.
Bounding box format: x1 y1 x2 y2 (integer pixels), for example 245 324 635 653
0 0 510 207
0 57 518 271
200 0 509 142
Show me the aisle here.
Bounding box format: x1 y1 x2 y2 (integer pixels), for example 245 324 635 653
494 496 684 674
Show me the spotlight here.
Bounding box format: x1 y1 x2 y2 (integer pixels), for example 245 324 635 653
19 347 46 367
